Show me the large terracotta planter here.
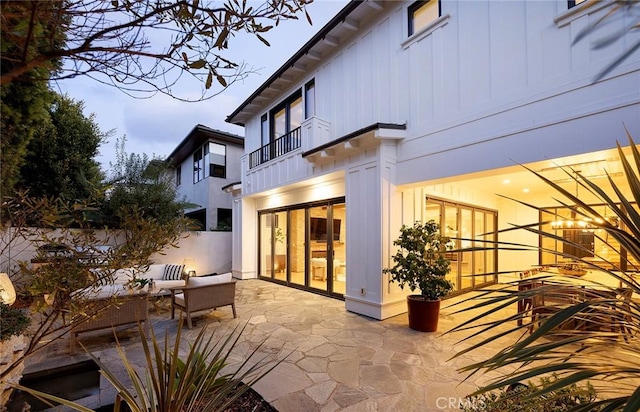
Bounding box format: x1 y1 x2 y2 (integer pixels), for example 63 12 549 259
407 295 441 332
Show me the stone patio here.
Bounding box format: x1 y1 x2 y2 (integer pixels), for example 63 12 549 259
20 279 595 411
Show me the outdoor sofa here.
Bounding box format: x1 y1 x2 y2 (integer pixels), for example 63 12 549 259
67 263 186 353
69 292 149 354
88 263 188 297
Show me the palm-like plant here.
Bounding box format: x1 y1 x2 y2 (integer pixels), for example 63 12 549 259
93 320 283 412
9 320 285 411
448 132 640 411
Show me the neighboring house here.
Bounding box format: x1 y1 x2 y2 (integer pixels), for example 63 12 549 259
225 0 640 320
167 124 244 231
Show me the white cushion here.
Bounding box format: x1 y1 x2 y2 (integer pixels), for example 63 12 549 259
154 279 185 289
73 284 137 299
311 258 326 267
190 272 232 287
143 264 166 281
113 268 135 284
174 293 185 306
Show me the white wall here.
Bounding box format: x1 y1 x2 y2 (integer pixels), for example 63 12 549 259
241 0 639 190
0 229 231 280
153 231 232 275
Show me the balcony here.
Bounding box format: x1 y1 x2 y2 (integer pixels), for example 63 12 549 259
249 127 302 169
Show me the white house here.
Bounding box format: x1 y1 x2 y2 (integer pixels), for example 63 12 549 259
168 124 244 232
225 0 640 320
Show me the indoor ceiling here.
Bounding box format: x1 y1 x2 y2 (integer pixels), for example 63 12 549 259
441 146 632 200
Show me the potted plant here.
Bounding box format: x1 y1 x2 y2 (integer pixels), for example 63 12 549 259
384 220 454 332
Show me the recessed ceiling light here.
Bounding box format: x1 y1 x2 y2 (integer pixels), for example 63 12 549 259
522 188 530 193
502 179 511 184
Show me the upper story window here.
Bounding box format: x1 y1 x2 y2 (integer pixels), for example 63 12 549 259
568 0 587 9
193 141 226 183
408 0 440 36
272 90 302 139
305 80 315 119
261 114 269 147
193 147 204 183
208 142 226 178
176 165 182 186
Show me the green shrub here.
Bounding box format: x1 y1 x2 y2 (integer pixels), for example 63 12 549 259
462 375 599 412
0 303 31 341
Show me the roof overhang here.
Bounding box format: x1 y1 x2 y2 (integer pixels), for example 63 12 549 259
166 124 244 166
222 181 242 193
226 1 387 126
303 122 406 162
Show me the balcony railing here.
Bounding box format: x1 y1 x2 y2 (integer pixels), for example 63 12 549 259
249 127 302 169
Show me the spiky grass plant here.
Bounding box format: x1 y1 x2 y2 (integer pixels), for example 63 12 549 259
92 320 283 412
8 320 284 411
448 132 640 411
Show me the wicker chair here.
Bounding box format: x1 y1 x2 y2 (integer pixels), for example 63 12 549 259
69 293 149 354
170 281 237 329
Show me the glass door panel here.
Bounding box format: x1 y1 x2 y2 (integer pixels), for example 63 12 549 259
486 212 497 284
309 205 328 291
473 211 485 284
332 203 346 295
444 204 459 291
460 208 473 289
426 202 442 225
289 209 306 287
273 211 287 281
259 214 273 278
290 96 303 130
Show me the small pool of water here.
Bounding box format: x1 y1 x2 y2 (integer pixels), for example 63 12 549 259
7 359 100 411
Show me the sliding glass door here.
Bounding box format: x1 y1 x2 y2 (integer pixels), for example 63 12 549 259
258 198 346 297
259 211 287 281
426 198 497 293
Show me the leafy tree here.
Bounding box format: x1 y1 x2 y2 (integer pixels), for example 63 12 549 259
101 137 195 229
0 188 193 385
17 93 110 200
0 77 54 199
0 0 66 197
0 0 313 101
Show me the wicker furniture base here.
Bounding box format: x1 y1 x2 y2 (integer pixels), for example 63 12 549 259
69 293 149 354
171 282 236 329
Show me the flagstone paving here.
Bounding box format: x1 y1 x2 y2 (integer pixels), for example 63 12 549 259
24 280 537 411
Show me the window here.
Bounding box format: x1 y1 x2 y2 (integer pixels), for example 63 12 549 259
271 90 303 140
568 0 587 9
193 142 226 182
193 148 204 183
261 114 269 147
176 165 182 186
305 80 315 119
207 142 226 178
408 0 440 36
540 205 632 270
216 208 232 231
426 198 497 293
186 209 206 231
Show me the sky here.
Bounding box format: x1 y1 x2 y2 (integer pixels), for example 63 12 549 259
53 0 349 176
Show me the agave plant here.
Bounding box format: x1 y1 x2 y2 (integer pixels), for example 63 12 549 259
448 131 640 411
9 320 285 411
93 320 283 412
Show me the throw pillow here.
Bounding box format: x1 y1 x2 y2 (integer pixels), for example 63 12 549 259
91 269 110 286
162 264 185 281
